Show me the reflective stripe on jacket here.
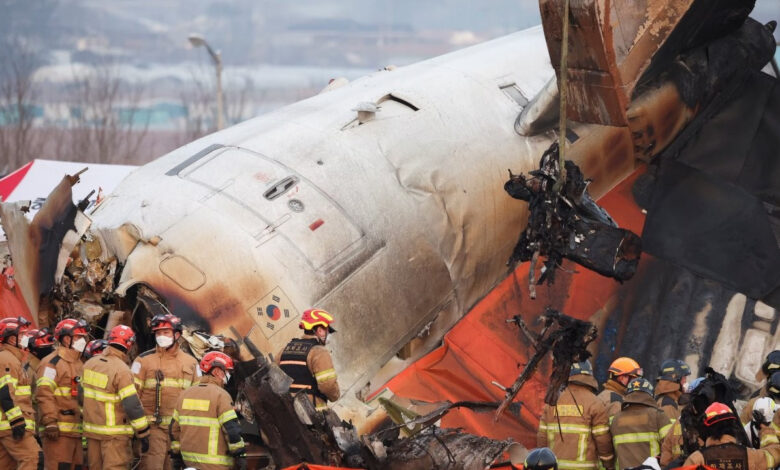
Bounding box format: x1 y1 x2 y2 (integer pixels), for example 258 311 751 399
538 376 615 470
170 375 245 470
610 392 672 470
0 344 35 435
35 347 83 436
132 343 199 426
82 346 148 439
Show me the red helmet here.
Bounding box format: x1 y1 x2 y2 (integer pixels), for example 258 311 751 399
150 314 183 333
54 318 89 340
0 317 31 343
703 402 737 427
199 351 234 375
83 339 108 359
27 328 55 349
299 308 336 333
107 325 136 350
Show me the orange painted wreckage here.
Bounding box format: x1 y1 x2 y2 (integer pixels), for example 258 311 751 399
0 0 779 456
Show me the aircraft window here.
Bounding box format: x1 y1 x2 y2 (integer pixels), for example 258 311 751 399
500 84 529 107
263 176 299 201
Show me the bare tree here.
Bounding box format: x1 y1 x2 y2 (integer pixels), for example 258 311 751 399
177 67 254 147
63 63 150 164
0 39 43 175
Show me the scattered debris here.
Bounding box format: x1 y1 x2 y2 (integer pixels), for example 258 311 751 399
505 143 641 297
494 308 597 420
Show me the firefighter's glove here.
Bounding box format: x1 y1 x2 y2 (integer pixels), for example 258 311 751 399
171 452 185 470
43 423 59 440
753 409 770 427
10 418 25 440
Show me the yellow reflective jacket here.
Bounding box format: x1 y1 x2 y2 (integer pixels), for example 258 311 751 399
610 392 672 470
538 376 615 470
81 346 149 439
170 374 245 470
132 343 199 427
0 344 35 435
35 347 83 436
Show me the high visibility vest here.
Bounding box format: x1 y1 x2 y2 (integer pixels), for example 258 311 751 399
279 338 328 403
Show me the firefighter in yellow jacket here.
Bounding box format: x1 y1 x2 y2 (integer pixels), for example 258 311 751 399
684 402 780 470
132 313 199 470
0 316 42 470
598 357 643 421
537 361 615 470
170 350 246 470
655 359 691 421
36 318 88 470
610 377 672 470
81 324 150 470
278 309 340 411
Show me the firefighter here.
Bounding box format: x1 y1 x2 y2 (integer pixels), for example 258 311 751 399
170 350 246 470
598 357 643 421
0 316 43 470
659 377 705 467
684 402 780 470
277 308 340 411
742 351 780 425
525 447 559 470
538 361 615 470
655 359 691 421
132 313 199 470
35 318 88 470
82 339 108 361
82 324 150 470
610 377 672 470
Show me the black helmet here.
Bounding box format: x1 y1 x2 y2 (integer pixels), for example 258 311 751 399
570 360 593 377
761 351 780 377
525 447 557 470
768 371 780 400
626 377 654 397
658 359 691 382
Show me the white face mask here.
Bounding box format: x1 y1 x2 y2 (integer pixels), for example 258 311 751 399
19 335 29 349
72 337 87 353
156 335 174 348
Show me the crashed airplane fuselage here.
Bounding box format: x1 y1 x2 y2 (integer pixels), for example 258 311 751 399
3 0 775 431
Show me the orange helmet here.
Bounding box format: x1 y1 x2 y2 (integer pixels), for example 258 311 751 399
608 357 642 378
299 309 335 333
107 325 136 350
199 351 234 375
703 402 737 427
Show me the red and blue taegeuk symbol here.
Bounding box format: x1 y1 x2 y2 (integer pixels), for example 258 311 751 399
266 305 282 321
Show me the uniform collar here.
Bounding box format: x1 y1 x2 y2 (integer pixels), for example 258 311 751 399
655 379 682 397
105 345 129 362
302 334 323 344
569 374 599 391
198 374 224 387
623 391 658 407
604 379 626 395
705 435 738 447
58 346 82 362
2 343 25 361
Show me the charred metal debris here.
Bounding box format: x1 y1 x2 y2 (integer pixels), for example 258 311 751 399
505 143 641 297
235 338 519 470
494 308 597 420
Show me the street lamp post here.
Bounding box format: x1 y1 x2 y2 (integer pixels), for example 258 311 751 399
188 33 224 130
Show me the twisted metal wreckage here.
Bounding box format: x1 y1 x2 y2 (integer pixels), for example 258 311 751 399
2 0 780 468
